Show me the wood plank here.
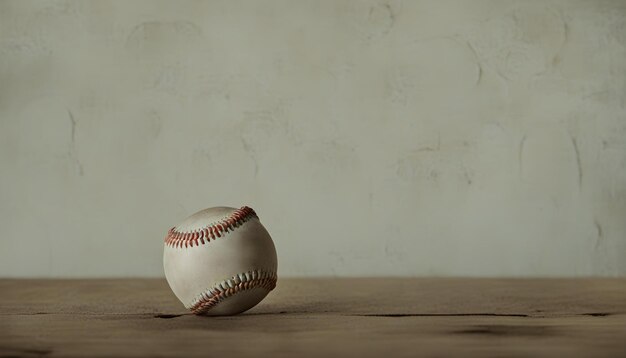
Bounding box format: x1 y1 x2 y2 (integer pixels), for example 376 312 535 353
1 278 625 357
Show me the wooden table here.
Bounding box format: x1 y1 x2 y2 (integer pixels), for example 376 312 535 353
1 278 625 357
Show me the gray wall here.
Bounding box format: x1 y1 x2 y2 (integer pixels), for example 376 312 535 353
1 0 625 278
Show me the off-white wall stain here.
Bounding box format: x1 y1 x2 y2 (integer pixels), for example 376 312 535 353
1 0 625 277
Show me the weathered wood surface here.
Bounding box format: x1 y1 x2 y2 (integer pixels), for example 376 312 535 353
1 278 625 357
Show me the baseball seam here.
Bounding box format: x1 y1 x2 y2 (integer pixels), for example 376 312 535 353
188 269 277 315
164 206 258 248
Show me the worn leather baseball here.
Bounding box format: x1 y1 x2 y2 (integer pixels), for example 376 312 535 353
163 206 278 316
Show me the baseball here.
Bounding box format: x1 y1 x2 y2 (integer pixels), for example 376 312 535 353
163 206 278 316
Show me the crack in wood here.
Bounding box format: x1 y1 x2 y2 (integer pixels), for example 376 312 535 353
353 313 529 317
454 325 551 337
0 345 52 357
154 314 185 319
583 312 611 317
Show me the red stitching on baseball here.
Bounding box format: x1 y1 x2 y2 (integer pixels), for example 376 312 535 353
189 271 277 315
164 206 258 248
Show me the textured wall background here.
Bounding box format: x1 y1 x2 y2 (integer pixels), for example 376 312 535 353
1 0 625 278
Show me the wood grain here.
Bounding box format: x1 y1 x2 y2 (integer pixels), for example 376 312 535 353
1 278 625 357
